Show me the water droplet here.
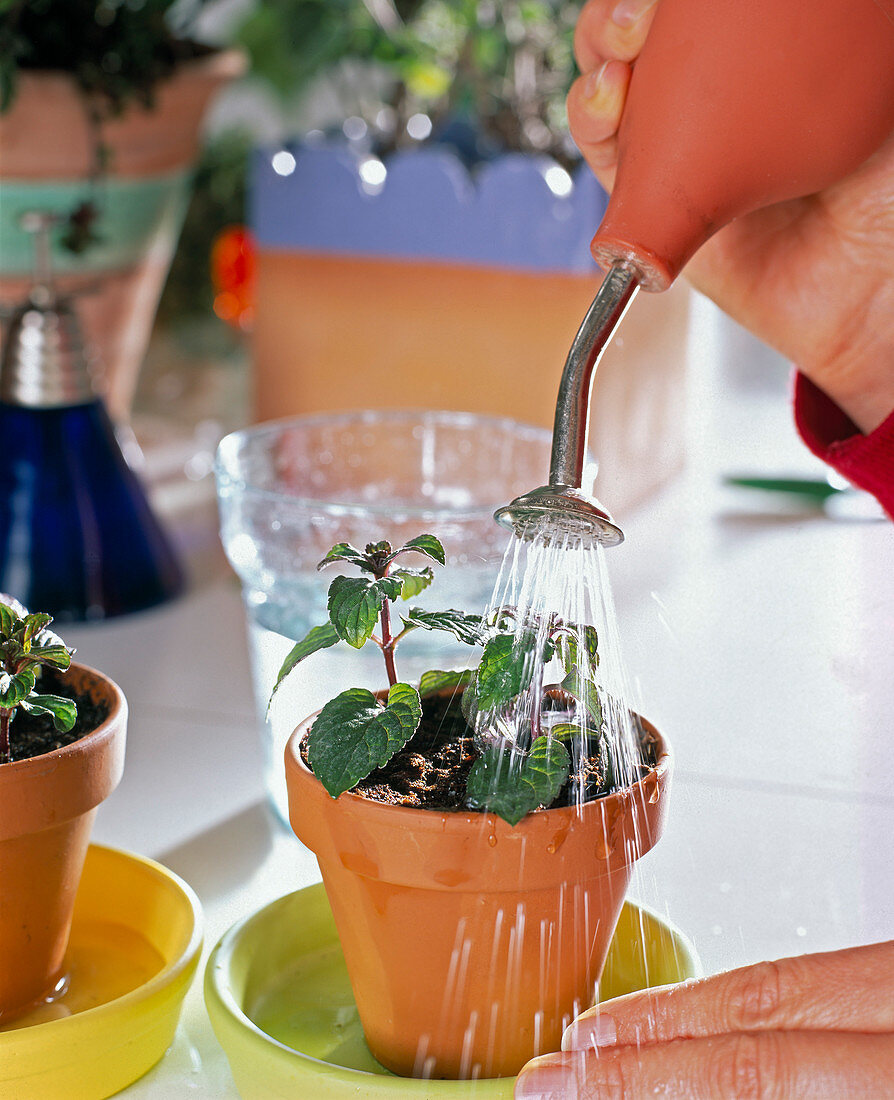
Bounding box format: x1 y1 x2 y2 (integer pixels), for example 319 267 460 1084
796 926 807 937
487 834 497 847
595 837 613 860
546 842 557 854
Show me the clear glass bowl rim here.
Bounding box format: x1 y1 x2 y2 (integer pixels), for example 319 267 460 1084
214 408 553 520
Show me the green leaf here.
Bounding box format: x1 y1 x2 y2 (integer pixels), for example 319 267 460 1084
0 603 17 638
0 667 36 709
556 626 600 674
20 644 72 671
391 567 434 600
376 576 404 602
460 675 480 724
549 722 581 743
22 693 77 733
560 669 603 727
489 606 519 633
365 540 392 558
393 534 446 565
419 668 473 697
268 622 340 710
466 736 571 825
317 543 372 572
327 576 392 649
308 683 422 797
401 608 488 646
474 631 551 712
22 612 52 647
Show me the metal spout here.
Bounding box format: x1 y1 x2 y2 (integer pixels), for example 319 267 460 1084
0 212 97 409
494 484 624 546
495 261 640 547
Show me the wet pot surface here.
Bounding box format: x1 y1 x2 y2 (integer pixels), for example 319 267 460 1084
285 712 671 1079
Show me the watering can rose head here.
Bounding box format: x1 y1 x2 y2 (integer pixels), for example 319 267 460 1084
0 600 77 765
269 536 610 825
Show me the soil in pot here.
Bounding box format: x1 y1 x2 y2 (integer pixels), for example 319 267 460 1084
7 668 110 763
300 690 658 811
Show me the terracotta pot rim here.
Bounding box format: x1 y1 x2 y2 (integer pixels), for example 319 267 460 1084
16 48 246 90
0 661 127 840
286 708 670 836
0 661 124 776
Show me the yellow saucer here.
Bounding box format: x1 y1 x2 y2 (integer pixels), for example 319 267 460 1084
0 844 203 1100
205 883 700 1099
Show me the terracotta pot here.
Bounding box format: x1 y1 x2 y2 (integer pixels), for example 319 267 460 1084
0 50 244 421
285 712 671 1079
0 663 127 1022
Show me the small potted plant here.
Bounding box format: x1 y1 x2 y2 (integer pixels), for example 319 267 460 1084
0 598 126 1022
277 535 670 1079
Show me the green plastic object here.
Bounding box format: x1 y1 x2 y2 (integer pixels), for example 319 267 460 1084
723 475 844 501
205 882 701 1098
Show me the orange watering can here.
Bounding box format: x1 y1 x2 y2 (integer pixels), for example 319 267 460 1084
496 0 894 544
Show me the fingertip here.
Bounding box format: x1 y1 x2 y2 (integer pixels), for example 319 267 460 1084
575 0 657 67
562 1012 618 1051
560 1025 580 1052
566 61 629 144
607 0 658 59
611 0 659 31
573 0 612 72
514 1053 578 1100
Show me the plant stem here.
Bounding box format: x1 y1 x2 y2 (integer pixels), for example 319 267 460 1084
530 695 542 750
375 560 399 687
0 710 10 765
380 600 398 687
530 665 543 751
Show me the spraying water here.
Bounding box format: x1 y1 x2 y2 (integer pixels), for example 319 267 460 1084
473 527 645 808
405 522 669 1079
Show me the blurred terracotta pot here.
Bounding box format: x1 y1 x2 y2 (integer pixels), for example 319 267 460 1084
285 709 670 1080
0 663 126 1022
0 50 244 421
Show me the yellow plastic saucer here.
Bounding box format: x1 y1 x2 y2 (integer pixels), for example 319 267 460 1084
0 844 203 1100
205 883 700 1099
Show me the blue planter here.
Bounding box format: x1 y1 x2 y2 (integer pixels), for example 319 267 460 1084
251 141 608 274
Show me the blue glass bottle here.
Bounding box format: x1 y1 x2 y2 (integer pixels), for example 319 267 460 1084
0 400 183 621
0 215 183 621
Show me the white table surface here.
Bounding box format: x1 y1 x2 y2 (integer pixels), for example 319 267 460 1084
73 297 892 1097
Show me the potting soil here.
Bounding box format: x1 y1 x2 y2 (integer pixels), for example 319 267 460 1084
302 693 656 812
8 668 110 763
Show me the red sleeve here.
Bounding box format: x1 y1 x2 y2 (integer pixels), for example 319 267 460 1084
793 372 894 520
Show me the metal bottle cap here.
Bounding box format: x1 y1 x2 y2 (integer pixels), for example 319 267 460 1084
0 212 98 408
